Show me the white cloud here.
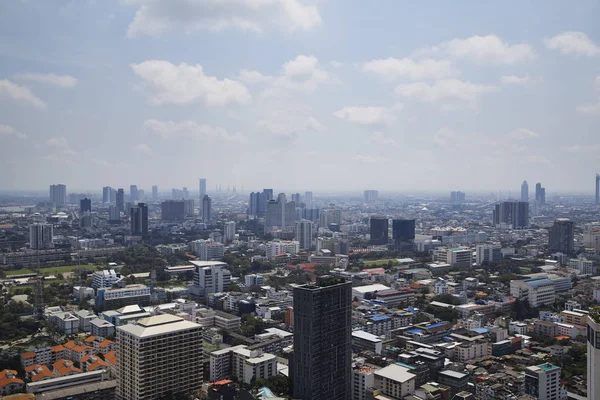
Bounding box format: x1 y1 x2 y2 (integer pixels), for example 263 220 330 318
501 75 542 85
330 61 343 68
135 143 153 155
238 69 273 84
258 115 327 138
545 31 600 56
333 106 398 126
353 154 386 163
595 76 600 89
527 155 550 165
14 73 77 88
0 124 27 139
144 119 246 142
47 136 75 155
563 144 600 153
370 132 396 146
511 128 540 140
432 127 457 146
576 99 600 115
363 57 453 80
395 79 499 105
131 60 251 106
125 0 322 37
0 80 46 109
276 55 328 92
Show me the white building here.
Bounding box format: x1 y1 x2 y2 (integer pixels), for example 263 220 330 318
29 223 54 250
588 311 600 400
117 315 203 400
352 362 378 400
295 220 313 251
244 274 265 286
75 309 97 332
372 364 416 399
434 247 472 268
567 258 596 276
50 312 79 335
231 347 277 385
265 240 300 260
475 244 502 265
454 341 488 362
92 270 120 290
190 260 231 299
524 363 567 400
509 321 529 335
224 221 236 243
90 318 115 338
191 239 225 261
510 278 555 308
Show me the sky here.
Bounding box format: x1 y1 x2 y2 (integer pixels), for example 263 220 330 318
0 0 599 194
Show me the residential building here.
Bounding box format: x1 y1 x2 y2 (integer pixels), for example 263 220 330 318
29 223 54 250
130 203 148 235
117 314 203 400
75 309 96 332
493 200 529 229
90 318 115 337
202 195 212 223
292 277 352 400
92 269 120 289
231 347 277 385
437 370 469 397
265 193 296 230
244 274 265 286
475 243 502 265
567 258 596 276
370 216 389 245
371 364 416 399
548 218 574 255
49 184 67 208
191 239 224 260
521 180 529 202
265 240 300 259
0 369 24 395
161 200 185 221
588 309 600 400
524 363 566 400
454 340 488 362
224 221 236 243
352 362 377 400
295 219 313 250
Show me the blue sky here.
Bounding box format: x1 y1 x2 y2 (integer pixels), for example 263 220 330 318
1 0 599 194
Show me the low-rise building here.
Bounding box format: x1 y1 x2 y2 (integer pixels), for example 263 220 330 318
371 364 416 399
352 330 383 355
0 369 25 396
90 318 115 338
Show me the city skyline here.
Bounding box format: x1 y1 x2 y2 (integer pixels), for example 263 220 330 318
1 1 600 191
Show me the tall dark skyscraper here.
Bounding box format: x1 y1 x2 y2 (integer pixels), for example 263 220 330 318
161 200 185 221
493 201 529 228
202 195 212 223
596 174 599 205
80 198 91 213
521 180 529 202
116 189 125 212
369 216 389 245
130 203 148 235
548 218 574 254
292 277 352 400
392 219 415 247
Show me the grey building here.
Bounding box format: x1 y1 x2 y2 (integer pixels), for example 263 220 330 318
493 200 529 228
548 218 574 254
370 216 389 245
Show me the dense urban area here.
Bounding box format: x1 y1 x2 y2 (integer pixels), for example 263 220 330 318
0 180 599 400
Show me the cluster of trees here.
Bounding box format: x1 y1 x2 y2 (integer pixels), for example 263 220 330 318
253 375 290 396
0 300 39 342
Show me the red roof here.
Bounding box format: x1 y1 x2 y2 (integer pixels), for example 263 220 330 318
212 379 233 386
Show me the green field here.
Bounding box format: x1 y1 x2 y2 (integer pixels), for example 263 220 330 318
5 264 97 276
363 258 399 267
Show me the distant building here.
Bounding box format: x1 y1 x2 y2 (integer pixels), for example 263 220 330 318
152 185 158 199
116 189 125 212
295 219 313 250
370 216 389 245
97 284 151 311
244 274 264 286
202 195 212 223
364 190 378 202
265 193 296 230
49 184 67 208
190 260 231 299
392 219 415 247
129 185 138 202
224 221 236 243
265 240 300 259
304 191 313 208
29 223 53 250
102 186 112 203
161 200 185 221
191 239 224 261
510 278 555 308
535 182 546 205
80 198 91 213
92 269 120 289
548 218 574 254
475 244 502 265
199 178 207 199
450 191 466 203
108 206 120 223
493 200 529 229
521 180 529 202
130 203 148 235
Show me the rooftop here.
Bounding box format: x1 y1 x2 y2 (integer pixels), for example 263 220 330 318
117 314 201 338
374 364 416 383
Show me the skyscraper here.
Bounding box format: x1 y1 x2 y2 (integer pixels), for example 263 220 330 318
587 308 600 400
493 201 529 229
130 203 148 235
265 193 297 230
130 185 139 202
80 198 91 213
535 182 546 205
295 219 313 250
521 180 529 202
182 187 189 199
117 314 203 400
450 191 466 203
152 185 158 200
116 188 125 212
364 190 378 202
102 186 112 203
161 200 186 221
29 223 53 250
49 184 67 208
292 277 352 400
596 174 599 205
369 216 389 245
224 221 236 243
548 218 574 254
291 193 301 204
248 192 262 216
304 191 313 209
202 195 212 223
392 219 415 247
108 205 120 223
199 178 207 199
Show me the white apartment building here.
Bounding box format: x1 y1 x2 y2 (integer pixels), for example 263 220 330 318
50 312 79 335
475 244 502 265
29 223 54 250
372 364 416 399
509 321 529 335
265 240 300 260
191 240 225 260
352 363 378 400
567 258 596 276
510 278 555 308
224 221 236 243
295 220 313 250
190 261 231 299
454 341 488 362
117 314 203 400
244 274 265 286
524 363 567 400
90 318 115 338
75 309 97 332
231 347 277 385
92 269 120 289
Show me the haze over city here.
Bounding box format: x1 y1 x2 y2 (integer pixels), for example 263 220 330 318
1 1 599 192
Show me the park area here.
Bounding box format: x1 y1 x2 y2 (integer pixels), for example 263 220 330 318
4 264 97 277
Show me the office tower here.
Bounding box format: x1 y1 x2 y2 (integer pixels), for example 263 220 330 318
370 216 389 245
116 189 125 212
392 219 415 247
108 205 120 223
587 308 600 400
548 218 574 254
199 178 207 199
364 190 379 202
49 184 67 208
29 223 53 250
129 185 139 202
80 198 91 213
117 314 203 400
295 220 313 250
138 189 145 200
248 192 262 216
265 193 297 230
161 200 186 221
535 182 546 205
183 187 189 199
304 191 313 209
172 188 183 199
152 185 158 200
202 195 212 223
130 203 148 235
184 199 194 217
69 192 87 205
492 201 529 229
102 186 112 203
291 193 301 204
521 181 529 202
224 221 236 243
596 174 600 205
450 191 466 203
524 363 565 400
292 277 352 400
190 261 231 298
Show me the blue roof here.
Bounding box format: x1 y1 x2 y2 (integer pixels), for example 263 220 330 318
367 314 391 322
471 327 489 334
524 278 553 289
425 322 445 329
258 387 278 399
395 362 416 369
407 328 424 335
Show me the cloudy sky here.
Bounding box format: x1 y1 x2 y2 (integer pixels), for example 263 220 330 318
1 0 599 194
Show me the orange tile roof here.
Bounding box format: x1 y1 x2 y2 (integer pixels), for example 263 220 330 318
87 359 109 371
24 365 40 373
21 352 36 360
84 336 96 343
51 345 65 353
52 360 81 376
98 340 114 348
0 376 24 388
64 340 92 353
104 351 116 366
29 365 53 382
0 369 18 378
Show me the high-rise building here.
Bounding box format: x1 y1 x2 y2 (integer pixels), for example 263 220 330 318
370 216 389 245
596 174 600 205
224 221 236 243
102 186 112 203
450 191 466 203
29 223 53 249
304 191 313 209
587 308 600 400
548 218 574 254
183 187 189 199
292 277 352 400
521 181 529 202
524 363 565 400
535 182 546 205
364 190 378 202
184 199 194 217
80 198 91 213
295 220 313 250
493 201 529 229
49 184 67 208
392 219 415 247
475 244 502 265
161 200 186 221
130 203 148 235
129 185 139 202
262 189 273 214
291 193 301 204
152 185 158 200
116 189 125 212
199 178 207 200
265 193 297 230
117 314 203 400
190 260 231 298
108 205 120 223
248 192 262 216
202 195 212 223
